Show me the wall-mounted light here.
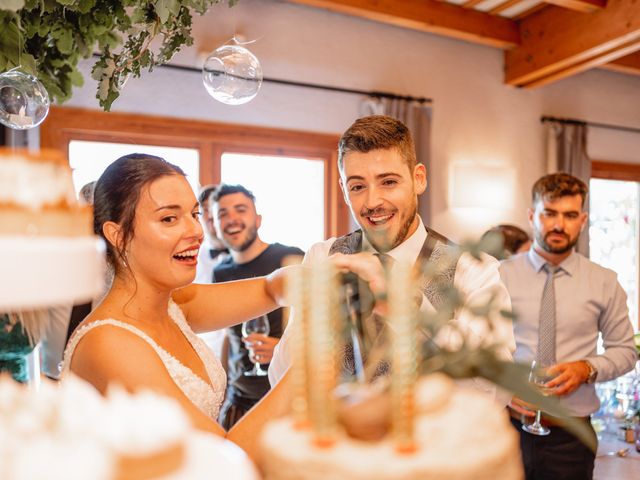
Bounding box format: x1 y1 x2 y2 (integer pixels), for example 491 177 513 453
450 164 515 210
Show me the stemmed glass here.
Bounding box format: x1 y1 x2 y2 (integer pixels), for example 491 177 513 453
242 315 270 377
522 360 555 436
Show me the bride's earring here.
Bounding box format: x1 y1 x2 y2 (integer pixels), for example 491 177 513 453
121 252 129 269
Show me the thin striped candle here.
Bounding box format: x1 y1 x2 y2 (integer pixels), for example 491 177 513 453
389 260 419 454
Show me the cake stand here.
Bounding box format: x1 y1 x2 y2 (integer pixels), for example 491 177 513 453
0 236 106 311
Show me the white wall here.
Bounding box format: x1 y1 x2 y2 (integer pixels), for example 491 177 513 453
64 0 640 241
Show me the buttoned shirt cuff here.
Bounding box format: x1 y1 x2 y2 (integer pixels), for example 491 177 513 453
583 356 605 383
584 356 622 383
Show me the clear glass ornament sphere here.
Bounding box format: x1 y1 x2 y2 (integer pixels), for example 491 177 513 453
202 45 262 105
0 70 50 130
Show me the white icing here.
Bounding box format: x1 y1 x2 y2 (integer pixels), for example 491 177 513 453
0 157 76 208
0 375 192 480
100 386 190 455
10 437 113 480
261 375 523 480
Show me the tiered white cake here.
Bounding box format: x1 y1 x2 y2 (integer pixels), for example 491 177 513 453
0 148 105 310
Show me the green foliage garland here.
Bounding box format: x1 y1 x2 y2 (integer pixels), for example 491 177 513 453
0 0 237 110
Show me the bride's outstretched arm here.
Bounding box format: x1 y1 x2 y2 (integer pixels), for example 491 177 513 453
226 370 293 463
171 266 291 333
173 253 385 333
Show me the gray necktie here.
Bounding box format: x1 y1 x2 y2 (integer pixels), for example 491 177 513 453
537 264 558 366
375 253 394 271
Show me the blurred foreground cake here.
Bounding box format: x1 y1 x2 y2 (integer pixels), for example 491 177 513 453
0 148 104 310
0 375 259 480
260 261 523 479
0 375 187 480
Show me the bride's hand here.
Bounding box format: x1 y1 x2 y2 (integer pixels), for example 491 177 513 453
266 253 386 308
329 252 386 298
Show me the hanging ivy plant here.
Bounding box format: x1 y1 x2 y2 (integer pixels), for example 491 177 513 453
0 0 237 110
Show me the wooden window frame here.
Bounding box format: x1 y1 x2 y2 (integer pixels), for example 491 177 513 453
41 106 349 239
592 160 640 182
591 159 640 330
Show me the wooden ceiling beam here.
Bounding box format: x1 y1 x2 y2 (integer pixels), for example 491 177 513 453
489 0 526 15
543 0 606 14
285 0 520 49
505 0 640 87
600 51 640 76
522 39 640 87
513 3 547 20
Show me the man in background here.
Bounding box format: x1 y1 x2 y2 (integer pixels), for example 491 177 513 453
211 184 303 429
193 185 229 359
194 184 228 284
501 173 636 480
481 224 531 259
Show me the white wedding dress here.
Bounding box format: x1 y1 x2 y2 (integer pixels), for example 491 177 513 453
61 299 226 420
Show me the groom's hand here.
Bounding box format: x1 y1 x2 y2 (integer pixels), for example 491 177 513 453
329 252 386 298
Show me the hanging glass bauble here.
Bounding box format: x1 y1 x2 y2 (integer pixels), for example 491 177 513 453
202 44 263 105
0 70 50 130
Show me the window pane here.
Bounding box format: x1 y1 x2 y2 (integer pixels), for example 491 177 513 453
221 153 325 252
589 178 639 330
68 141 200 196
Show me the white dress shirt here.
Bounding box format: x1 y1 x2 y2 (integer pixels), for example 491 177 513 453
269 217 516 402
195 241 228 284
499 248 637 416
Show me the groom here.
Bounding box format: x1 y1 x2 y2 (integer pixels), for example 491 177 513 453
269 115 515 387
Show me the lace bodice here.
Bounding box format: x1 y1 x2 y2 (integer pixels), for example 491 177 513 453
61 300 226 420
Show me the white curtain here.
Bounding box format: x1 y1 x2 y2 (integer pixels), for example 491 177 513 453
545 121 591 256
360 98 433 224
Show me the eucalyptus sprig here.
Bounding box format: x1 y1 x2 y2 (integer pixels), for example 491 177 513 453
0 0 237 110
415 241 597 452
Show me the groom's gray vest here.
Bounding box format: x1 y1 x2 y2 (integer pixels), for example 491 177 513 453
328 226 461 379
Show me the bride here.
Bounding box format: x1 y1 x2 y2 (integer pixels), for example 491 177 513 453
62 153 383 460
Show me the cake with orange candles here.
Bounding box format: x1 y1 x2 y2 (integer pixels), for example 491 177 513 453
260 261 523 480
260 373 523 480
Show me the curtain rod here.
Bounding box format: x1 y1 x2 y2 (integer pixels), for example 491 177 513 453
541 116 640 135
158 61 432 104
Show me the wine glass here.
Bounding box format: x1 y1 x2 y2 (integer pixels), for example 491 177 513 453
242 315 270 377
522 360 555 436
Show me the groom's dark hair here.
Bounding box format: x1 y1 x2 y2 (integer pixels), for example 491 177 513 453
338 115 417 172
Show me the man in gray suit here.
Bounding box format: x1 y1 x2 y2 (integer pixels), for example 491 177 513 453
269 115 515 388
